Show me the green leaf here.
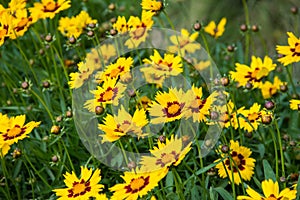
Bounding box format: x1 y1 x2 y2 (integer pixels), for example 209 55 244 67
257 143 265 158
214 187 233 200
165 171 174 192
263 159 276 181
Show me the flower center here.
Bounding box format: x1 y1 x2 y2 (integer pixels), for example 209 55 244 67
73 182 86 194
265 194 278 200
125 176 150 194
7 126 22 138
167 103 180 115
110 68 121 78
225 151 246 172
132 25 147 39
156 151 179 167
295 43 300 53
247 112 260 122
44 2 57 12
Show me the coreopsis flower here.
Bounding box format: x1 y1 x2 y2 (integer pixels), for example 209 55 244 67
204 17 227 38
29 0 71 22
84 78 126 112
148 88 189 124
100 57 133 81
276 32 300 66
230 56 276 88
290 99 300 110
98 106 148 143
7 9 33 39
168 29 201 57
215 100 239 129
259 76 286 99
238 103 266 132
142 49 183 76
237 179 297 200
86 44 117 70
193 59 211 71
69 62 95 89
109 167 168 200
141 70 165 87
140 135 192 171
215 140 256 185
184 86 217 122
137 96 152 110
58 10 97 39
53 166 107 200
141 0 163 13
125 11 154 48
0 114 40 157
113 16 129 34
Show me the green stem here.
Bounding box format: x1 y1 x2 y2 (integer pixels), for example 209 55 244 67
242 0 250 63
0 158 13 200
286 65 297 95
171 168 185 199
60 140 75 172
270 128 279 180
30 89 54 122
275 120 285 187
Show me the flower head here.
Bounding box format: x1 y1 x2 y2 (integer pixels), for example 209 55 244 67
69 62 95 89
215 140 256 185
98 106 148 143
140 135 192 171
168 29 201 57
276 32 300 66
148 88 189 124
230 56 276 88
29 0 71 22
100 57 133 82
290 99 300 110
53 166 107 200
109 167 168 200
0 114 40 157
237 179 297 200
84 78 126 112
141 0 163 13
259 76 286 99
204 17 227 38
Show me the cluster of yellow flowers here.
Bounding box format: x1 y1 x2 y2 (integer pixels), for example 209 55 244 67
0 0 70 46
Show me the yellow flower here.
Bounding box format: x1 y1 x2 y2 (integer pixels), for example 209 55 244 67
204 17 227 38
168 29 201 57
193 59 211 71
142 49 183 76
141 0 163 13
98 106 148 143
0 114 40 157
238 103 266 132
230 56 276 88
140 135 192 171
109 167 168 200
100 57 133 82
125 11 154 49
29 0 71 22
58 11 97 39
215 140 256 185
140 69 166 88
53 166 107 200
84 78 126 112
68 62 95 89
86 44 117 70
237 179 297 200
276 32 300 66
290 99 300 110
137 96 152 110
184 86 217 122
113 16 129 34
259 76 286 99
148 88 189 124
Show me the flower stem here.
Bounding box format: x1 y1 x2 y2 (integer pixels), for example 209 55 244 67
270 128 279 180
242 0 250 63
275 119 285 187
171 168 185 200
286 65 297 95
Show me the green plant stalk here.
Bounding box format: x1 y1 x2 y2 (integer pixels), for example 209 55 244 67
286 65 297 95
23 153 52 189
118 140 129 166
0 158 13 200
60 140 75 172
30 89 54 122
171 168 185 199
242 0 250 63
275 120 285 187
269 128 279 180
